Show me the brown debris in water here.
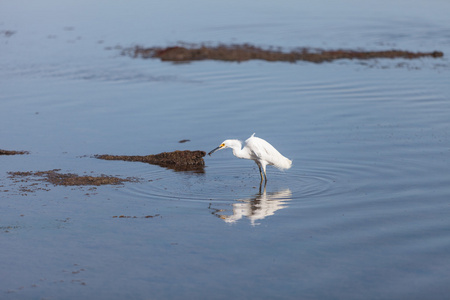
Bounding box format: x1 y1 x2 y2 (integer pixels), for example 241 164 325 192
126 43 443 63
112 214 160 219
8 169 137 186
0 149 29 155
0 30 16 37
95 150 206 172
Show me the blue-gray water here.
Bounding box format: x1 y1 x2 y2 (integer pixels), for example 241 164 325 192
1 1 450 299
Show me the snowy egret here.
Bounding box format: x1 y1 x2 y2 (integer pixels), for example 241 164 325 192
208 133 292 182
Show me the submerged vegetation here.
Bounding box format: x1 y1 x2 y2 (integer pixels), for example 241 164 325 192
0 149 29 155
8 169 138 186
95 150 206 172
124 43 443 63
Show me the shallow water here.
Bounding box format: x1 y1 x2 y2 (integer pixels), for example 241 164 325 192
1 0 450 299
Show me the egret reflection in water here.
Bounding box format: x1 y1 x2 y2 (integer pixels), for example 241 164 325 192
211 185 292 226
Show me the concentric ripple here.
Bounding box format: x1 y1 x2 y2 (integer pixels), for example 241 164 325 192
121 158 348 206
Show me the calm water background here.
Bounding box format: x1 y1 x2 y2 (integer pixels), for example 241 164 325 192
1 0 450 299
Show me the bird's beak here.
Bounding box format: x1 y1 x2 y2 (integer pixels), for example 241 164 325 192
208 145 222 156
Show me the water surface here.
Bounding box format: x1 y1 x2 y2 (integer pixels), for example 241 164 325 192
1 0 450 299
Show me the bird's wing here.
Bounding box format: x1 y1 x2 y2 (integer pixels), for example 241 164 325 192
245 136 279 162
245 135 292 169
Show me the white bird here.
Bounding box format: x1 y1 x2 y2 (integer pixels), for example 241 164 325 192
208 133 292 182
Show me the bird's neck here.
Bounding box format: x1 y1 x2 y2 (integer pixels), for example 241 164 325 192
231 141 251 159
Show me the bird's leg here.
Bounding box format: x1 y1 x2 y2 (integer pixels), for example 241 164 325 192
257 164 264 183
258 179 267 194
259 170 264 183
262 164 268 183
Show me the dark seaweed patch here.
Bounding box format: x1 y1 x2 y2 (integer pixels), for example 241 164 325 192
8 169 137 187
95 150 206 172
0 149 29 155
124 43 443 63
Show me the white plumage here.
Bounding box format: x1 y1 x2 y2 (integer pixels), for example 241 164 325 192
208 133 292 182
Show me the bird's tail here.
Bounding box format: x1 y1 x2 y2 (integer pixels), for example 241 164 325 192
277 156 292 170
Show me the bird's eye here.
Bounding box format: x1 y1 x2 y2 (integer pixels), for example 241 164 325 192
220 143 225 147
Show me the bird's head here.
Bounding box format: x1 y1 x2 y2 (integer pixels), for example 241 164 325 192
208 140 238 156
